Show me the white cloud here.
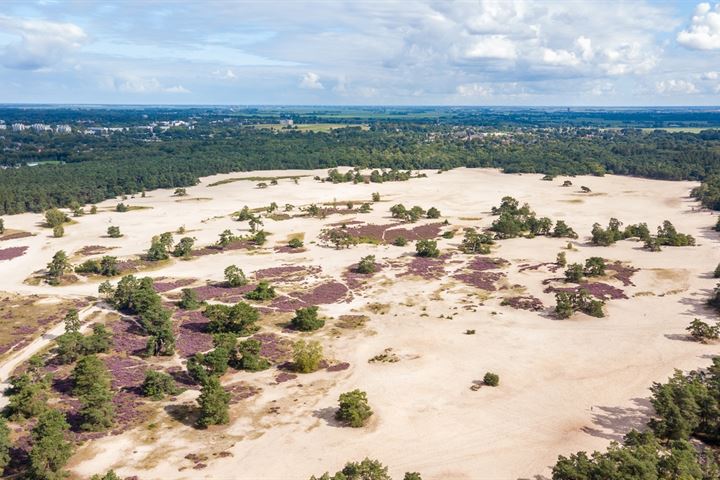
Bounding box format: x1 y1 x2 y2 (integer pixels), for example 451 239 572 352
299 71 323 89
456 83 493 97
212 68 236 79
542 48 579 66
656 79 698 94
104 76 190 94
703 71 720 79
465 35 517 60
677 2 720 50
0 14 87 70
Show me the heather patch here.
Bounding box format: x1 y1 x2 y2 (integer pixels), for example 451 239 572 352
153 277 196 293
250 332 293 364
0 246 27 261
323 222 443 245
254 265 321 283
326 362 350 372
501 296 544 311
605 261 639 287
518 262 563 273
452 256 507 291
545 282 627 300
110 317 148 357
74 245 116 257
400 256 447 279
190 283 256 302
227 382 261 404
175 309 214 358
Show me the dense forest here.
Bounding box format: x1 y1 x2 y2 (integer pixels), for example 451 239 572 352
2 107 720 215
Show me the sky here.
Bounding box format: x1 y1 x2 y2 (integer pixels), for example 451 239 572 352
0 0 719 106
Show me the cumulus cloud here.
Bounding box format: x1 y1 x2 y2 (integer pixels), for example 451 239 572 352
456 83 493 96
0 14 87 70
656 79 698 94
104 76 190 94
677 2 720 50
465 35 517 60
299 71 323 89
212 68 236 79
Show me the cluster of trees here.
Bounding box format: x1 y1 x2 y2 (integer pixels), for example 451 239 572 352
245 281 277 301
4 122 720 216
55 309 112 363
459 228 495 254
555 289 605 319
310 458 422 480
564 257 606 283
75 256 119 277
389 204 440 222
204 301 260 335
325 168 419 184
555 357 720 478
104 275 175 355
416 239 440 258
687 318 720 342
489 197 577 240
591 218 695 250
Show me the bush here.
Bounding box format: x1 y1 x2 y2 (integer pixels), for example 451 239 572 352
245 281 276 301
336 389 373 427
197 376 230 427
564 263 584 283
141 370 179 400
293 339 323 373
53 225 64 238
291 306 325 332
426 207 441 219
205 302 259 335
393 236 408 246
237 339 271 371
288 238 304 248
115 203 128 212
107 226 122 238
224 265 247 287
483 372 499 387
178 288 201 310
416 239 440 258
686 318 719 342
356 255 377 274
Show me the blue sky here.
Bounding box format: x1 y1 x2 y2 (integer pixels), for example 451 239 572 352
0 0 718 105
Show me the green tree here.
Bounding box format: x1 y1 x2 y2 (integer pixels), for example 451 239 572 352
564 263 584 283
224 265 247 287
555 292 575 319
28 409 73 480
336 389 373 427
356 255 377 274
288 238 304 248
46 250 71 284
44 208 68 228
205 302 260 335
179 288 201 310
584 257 606 277
141 370 179 400
72 355 115 431
293 339 323 373
245 281 276 301
416 239 440 258
197 376 230 427
236 339 270 371
291 306 325 332
0 218 4 235
0 417 9 476
52 225 64 238
90 471 121 480
556 252 567 267
172 236 195 258
426 207 441 219
483 372 500 386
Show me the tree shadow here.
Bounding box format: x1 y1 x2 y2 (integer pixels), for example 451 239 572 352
581 397 653 442
164 403 199 427
664 333 696 342
312 406 343 428
678 288 715 319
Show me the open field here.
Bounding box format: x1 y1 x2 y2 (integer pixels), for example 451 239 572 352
1 168 718 479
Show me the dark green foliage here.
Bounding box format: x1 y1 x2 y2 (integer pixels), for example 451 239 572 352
52 225 64 238
552 220 578 239
555 290 605 319
293 339 323 373
44 208 68 228
390 203 425 222
328 229 358 249
288 238 304 248
656 220 695 247
403 474 422 480
336 390 373 428
310 458 392 480
237 338 271 371
224 265 247 287
356 255 377 274
6 360 51 421
172 236 195 257
624 222 651 241
29 409 73 480
708 284 720 312
483 372 500 387
393 236 408 246
591 218 624 246
416 239 440 258
72 355 115 431
178 288 201 310
686 318 719 342
56 323 112 364
197 376 230 427
115 203 128 212
552 430 712 480
0 417 9 476
90 471 121 480
584 257 606 277
714 263 720 279
204 302 260 335
0 218 4 235
46 250 70 284
564 263 584 283
489 196 569 239
291 306 325 332
75 256 119 277
146 233 173 261
141 370 179 400
245 281 276 301
141 304 175 356
556 252 567 267
426 207 441 219
459 228 494 254
217 229 240 247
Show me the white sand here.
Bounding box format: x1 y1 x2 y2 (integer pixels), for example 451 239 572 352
1 168 718 479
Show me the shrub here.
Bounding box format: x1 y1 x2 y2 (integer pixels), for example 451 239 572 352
483 372 499 387
245 281 276 301
205 302 259 335
293 339 323 373
584 257 606 277
197 376 230 427
686 318 719 342
224 265 247 287
426 207 441 219
356 255 377 274
115 203 128 212
237 339 271 371
288 238 304 248
416 239 440 258
53 225 64 238
336 389 373 427
178 288 201 310
291 306 325 331
107 225 122 238
556 252 567 267
564 263 584 283
393 236 408 246
141 370 179 400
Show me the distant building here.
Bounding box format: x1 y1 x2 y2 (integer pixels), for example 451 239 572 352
11 123 26 131
31 123 52 132
279 119 294 126
56 124 72 134
0 124 6 130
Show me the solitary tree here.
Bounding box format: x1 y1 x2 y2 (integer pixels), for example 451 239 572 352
141 370 179 400
172 237 195 258
47 250 71 284
291 306 325 331
52 225 64 238
72 355 115 431
356 255 377 274
293 339 323 373
336 389 373 427
179 288 202 310
483 372 500 386
107 225 122 238
224 265 247 287
197 376 230 427
416 239 440 258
